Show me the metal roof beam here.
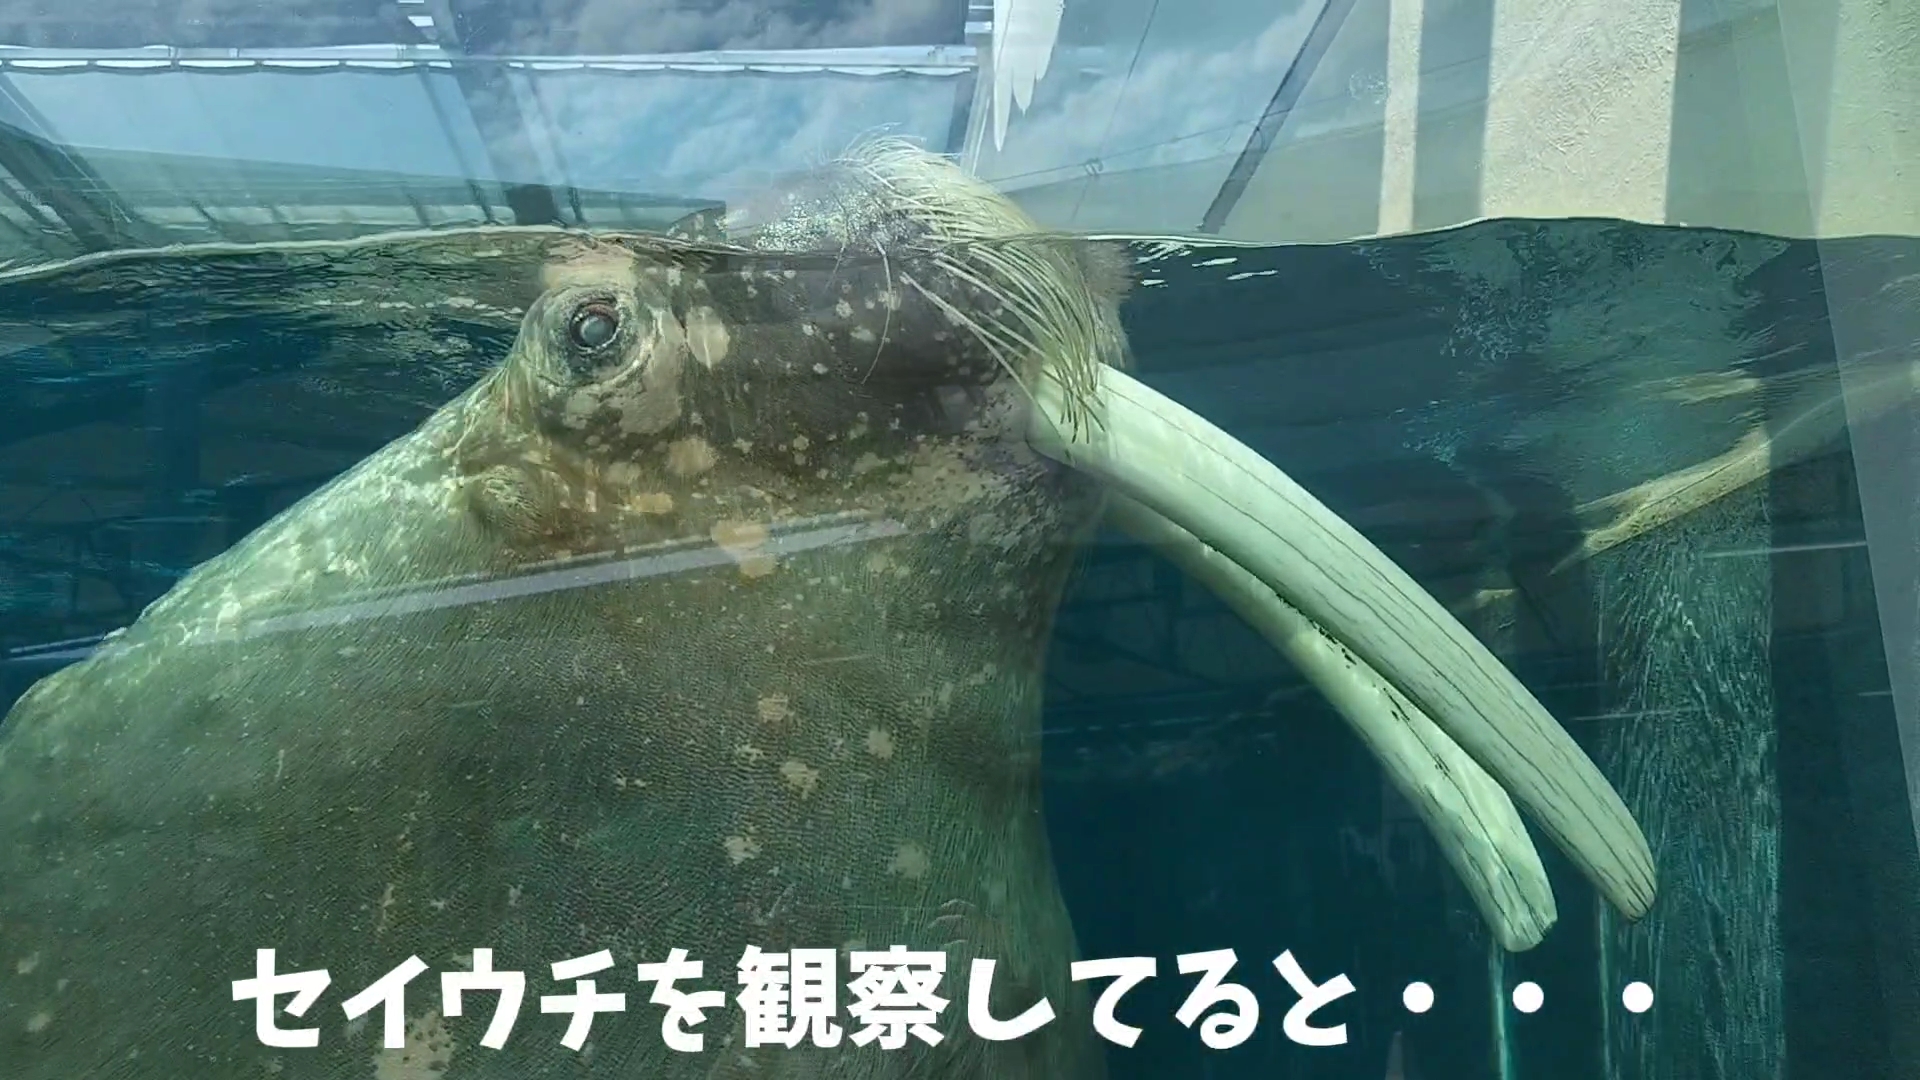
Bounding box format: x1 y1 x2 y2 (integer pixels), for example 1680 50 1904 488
0 72 161 250
1197 0 1359 235
415 0 564 226
0 44 977 71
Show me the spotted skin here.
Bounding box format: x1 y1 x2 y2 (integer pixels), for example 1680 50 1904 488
0 146 1127 1079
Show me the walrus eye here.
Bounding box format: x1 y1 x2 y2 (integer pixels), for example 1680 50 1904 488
567 302 620 352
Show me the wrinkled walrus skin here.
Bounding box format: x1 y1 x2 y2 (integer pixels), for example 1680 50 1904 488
0 150 1130 1079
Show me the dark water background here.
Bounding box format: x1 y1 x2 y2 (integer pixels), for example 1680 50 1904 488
0 218 1916 1079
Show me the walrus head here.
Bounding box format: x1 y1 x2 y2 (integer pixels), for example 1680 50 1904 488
446 142 1131 579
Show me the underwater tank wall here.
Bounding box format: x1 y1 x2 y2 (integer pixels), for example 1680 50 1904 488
0 2 1915 1079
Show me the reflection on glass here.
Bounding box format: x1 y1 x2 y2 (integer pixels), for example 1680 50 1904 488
0 3 1913 1079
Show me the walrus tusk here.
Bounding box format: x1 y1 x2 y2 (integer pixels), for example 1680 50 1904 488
1029 363 1657 920
1556 356 1920 570
1105 492 1557 951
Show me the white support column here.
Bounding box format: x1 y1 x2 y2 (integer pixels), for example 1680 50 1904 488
1479 0 1684 224
1377 0 1423 235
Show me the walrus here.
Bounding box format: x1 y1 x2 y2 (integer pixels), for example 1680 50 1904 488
0 141 1655 1079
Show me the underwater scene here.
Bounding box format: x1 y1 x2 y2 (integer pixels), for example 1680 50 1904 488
0 142 1914 1080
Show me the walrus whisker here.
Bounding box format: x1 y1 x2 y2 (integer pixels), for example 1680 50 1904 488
833 137 1112 433
860 243 897 386
900 268 1044 420
921 245 1099 426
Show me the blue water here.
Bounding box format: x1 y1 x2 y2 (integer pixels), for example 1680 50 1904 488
1 219 1916 1078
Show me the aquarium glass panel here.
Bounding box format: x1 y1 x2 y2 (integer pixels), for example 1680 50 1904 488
0 2 1914 1080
